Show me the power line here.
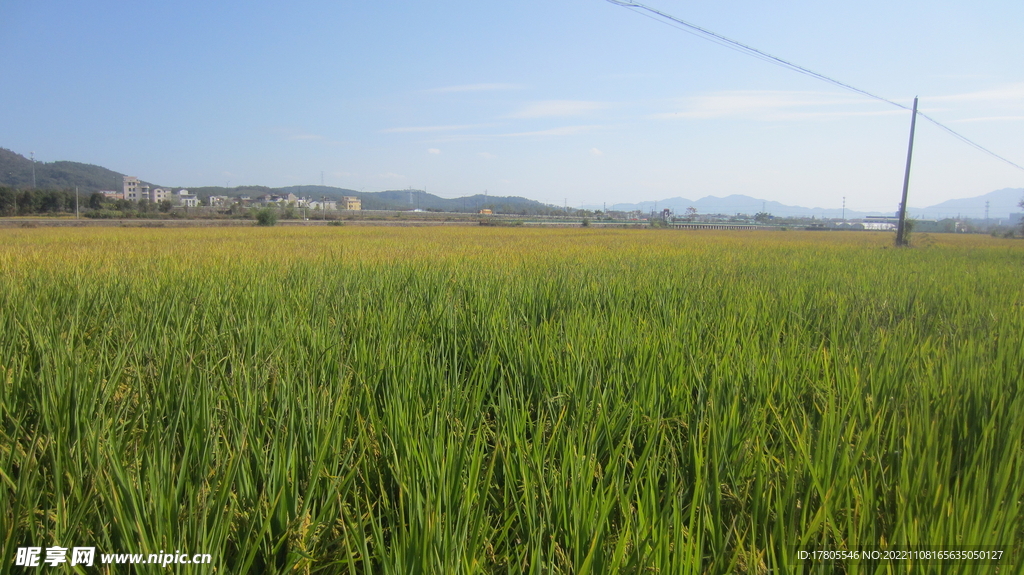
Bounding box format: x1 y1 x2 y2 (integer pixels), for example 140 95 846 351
605 0 1024 173
916 111 1024 171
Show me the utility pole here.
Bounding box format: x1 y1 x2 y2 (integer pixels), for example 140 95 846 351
895 96 919 247
30 152 36 188
75 186 79 218
842 197 846 221
985 201 990 224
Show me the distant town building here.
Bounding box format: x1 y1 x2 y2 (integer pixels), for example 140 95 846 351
122 177 193 204
123 176 149 202
479 209 493 215
150 188 172 203
258 193 300 205
168 189 196 207
861 215 898 231
208 195 230 207
343 196 361 210
309 200 337 211
100 190 122 200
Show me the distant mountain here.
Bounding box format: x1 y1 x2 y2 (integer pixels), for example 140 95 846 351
594 189 1024 220
0 148 557 214
4 147 1019 219
0 148 135 193
911 188 1023 219
596 195 892 219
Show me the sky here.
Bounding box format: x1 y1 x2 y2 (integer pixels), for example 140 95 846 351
1 0 1022 211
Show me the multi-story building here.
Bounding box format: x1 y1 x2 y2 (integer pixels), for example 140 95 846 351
123 176 150 202
124 177 186 203
175 189 199 207
343 196 361 210
150 188 172 203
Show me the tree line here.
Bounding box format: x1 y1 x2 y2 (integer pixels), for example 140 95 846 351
0 187 81 216
0 187 181 218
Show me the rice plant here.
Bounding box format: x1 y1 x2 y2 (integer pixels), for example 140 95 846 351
1 227 1021 573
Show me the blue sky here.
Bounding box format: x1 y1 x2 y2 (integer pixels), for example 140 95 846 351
1 0 1021 210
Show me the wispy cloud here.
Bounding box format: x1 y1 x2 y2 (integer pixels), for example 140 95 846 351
949 115 1024 123
650 90 900 121
511 100 610 119
599 72 656 81
381 123 497 133
590 148 604 156
507 125 599 136
930 83 1024 103
273 128 345 145
425 83 524 93
427 148 441 154
433 125 603 142
478 152 497 159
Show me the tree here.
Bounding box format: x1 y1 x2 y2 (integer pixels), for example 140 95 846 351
902 218 916 245
685 206 698 221
255 207 278 226
88 192 105 210
0 187 16 216
40 190 68 213
754 211 772 223
1019 197 1024 234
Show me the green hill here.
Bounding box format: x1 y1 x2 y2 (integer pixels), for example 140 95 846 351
185 185 559 214
274 186 558 214
0 148 559 214
0 148 134 193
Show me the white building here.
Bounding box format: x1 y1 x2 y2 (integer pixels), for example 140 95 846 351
309 200 337 211
175 189 199 207
150 188 172 203
123 176 150 202
123 177 189 204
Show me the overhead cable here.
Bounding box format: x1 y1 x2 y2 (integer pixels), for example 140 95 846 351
606 0 1024 173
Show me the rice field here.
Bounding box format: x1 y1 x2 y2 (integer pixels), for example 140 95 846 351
1 227 1022 574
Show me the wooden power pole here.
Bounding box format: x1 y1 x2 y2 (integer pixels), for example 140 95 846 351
895 96 919 247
